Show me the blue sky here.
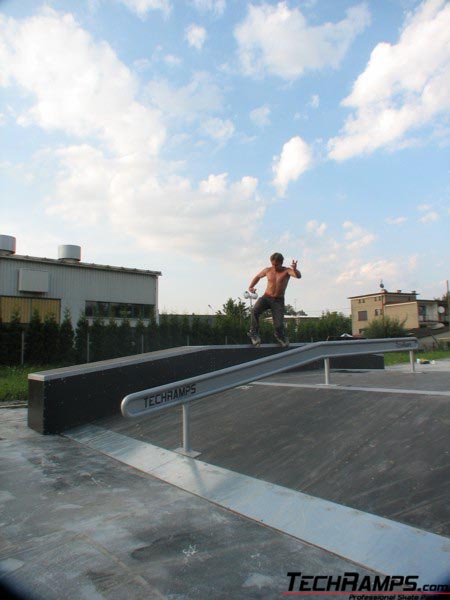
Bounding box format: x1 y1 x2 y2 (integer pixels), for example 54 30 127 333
1 0 449 316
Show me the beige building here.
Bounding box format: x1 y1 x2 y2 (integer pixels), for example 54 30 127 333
349 288 448 336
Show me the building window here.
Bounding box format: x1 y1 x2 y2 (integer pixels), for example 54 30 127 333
358 310 368 321
85 301 154 320
374 309 382 316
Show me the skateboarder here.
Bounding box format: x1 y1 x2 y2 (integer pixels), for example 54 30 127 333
247 252 301 347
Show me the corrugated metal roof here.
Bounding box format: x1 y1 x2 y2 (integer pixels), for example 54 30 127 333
0 254 162 276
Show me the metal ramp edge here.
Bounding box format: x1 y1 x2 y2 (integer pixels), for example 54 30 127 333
122 338 418 418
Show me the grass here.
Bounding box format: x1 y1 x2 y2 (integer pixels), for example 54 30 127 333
0 365 57 403
383 349 450 365
1 349 449 402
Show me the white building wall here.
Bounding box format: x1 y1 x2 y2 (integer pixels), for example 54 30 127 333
0 256 159 324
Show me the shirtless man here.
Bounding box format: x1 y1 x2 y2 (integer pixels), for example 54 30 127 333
248 252 301 347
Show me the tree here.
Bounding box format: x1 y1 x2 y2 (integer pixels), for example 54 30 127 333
42 313 60 364
284 304 297 316
117 316 133 357
59 308 75 364
75 313 90 363
5 309 23 365
363 316 407 338
146 310 159 351
180 314 191 346
218 298 249 322
215 298 249 344
99 317 117 359
317 311 352 340
135 318 146 353
90 313 106 361
25 309 45 364
158 313 171 349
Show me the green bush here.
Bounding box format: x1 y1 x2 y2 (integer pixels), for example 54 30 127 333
25 310 45 364
74 314 89 363
363 316 407 338
59 308 75 364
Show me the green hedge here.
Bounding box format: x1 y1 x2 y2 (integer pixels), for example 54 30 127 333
0 308 353 367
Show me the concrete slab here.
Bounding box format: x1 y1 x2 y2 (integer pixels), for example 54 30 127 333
1 409 376 600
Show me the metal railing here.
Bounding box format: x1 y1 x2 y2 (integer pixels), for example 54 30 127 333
121 338 418 456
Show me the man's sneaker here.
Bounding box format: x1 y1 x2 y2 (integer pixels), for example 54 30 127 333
247 331 261 347
274 334 290 348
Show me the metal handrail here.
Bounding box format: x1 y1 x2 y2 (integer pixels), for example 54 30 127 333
121 338 418 455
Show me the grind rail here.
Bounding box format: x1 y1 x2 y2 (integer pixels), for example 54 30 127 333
121 337 418 456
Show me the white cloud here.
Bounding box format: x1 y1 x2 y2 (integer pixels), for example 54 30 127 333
146 72 224 122
1 9 264 263
409 255 419 271
46 145 112 225
133 57 152 71
199 172 228 194
234 2 370 80
336 259 398 285
309 94 320 109
419 210 439 223
117 0 171 18
386 216 407 225
201 117 235 143
417 202 440 223
185 24 207 50
306 220 327 236
46 147 263 258
328 0 450 160
342 221 376 250
164 54 182 67
190 0 226 16
250 105 271 127
0 9 166 157
272 136 312 196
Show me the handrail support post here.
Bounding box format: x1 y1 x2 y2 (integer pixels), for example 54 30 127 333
324 357 331 385
175 403 201 458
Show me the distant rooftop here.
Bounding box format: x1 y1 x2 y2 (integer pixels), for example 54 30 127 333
0 253 161 277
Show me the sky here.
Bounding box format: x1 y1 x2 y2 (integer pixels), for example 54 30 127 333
1 0 449 316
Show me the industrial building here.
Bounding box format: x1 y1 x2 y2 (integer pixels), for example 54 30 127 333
0 235 161 326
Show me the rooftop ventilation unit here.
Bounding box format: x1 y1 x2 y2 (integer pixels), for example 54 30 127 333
0 235 16 256
58 244 81 262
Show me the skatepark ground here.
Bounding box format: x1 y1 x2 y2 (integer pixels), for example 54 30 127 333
1 359 449 599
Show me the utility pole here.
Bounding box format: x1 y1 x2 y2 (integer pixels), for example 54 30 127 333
447 280 450 326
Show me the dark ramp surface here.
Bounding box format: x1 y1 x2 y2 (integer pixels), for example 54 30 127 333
97 365 450 537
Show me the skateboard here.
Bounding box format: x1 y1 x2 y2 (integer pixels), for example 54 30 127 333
247 332 261 347
274 334 290 348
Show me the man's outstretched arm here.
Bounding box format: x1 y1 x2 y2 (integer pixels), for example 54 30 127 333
249 268 268 293
288 260 301 279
